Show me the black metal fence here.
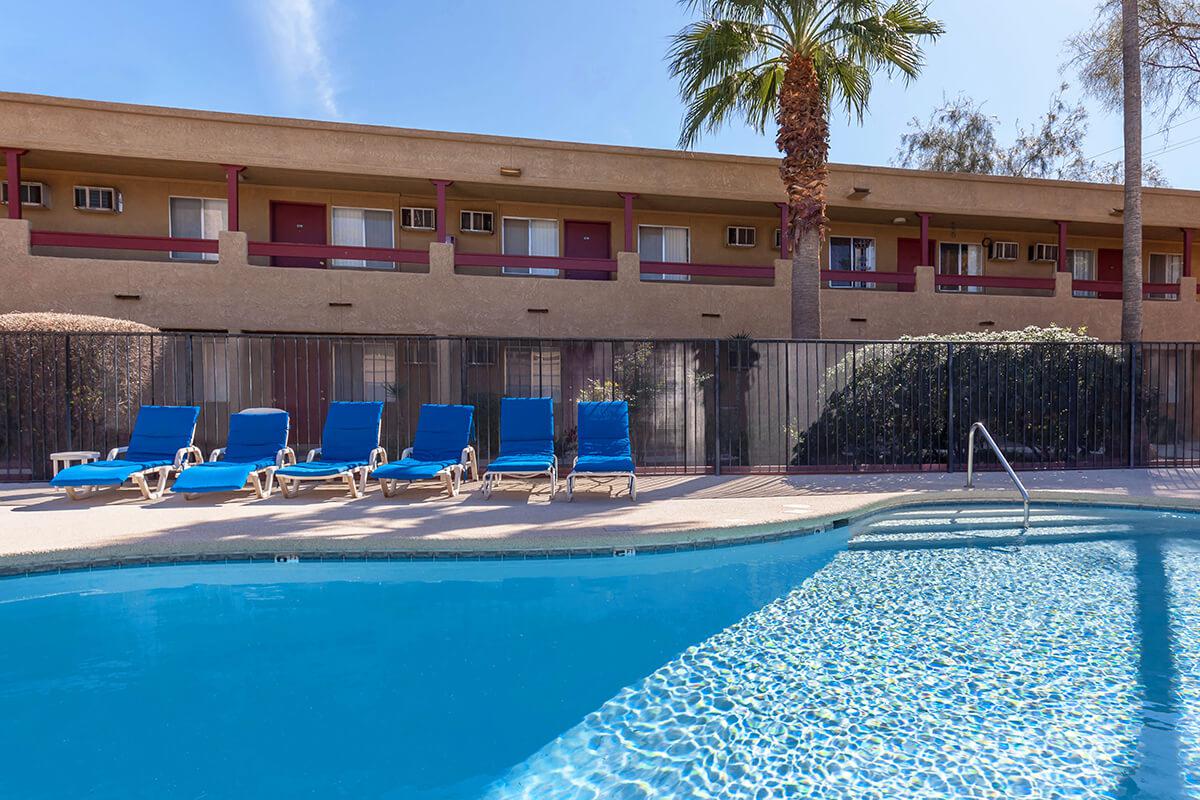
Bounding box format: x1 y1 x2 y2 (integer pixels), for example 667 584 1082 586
2 333 1197 482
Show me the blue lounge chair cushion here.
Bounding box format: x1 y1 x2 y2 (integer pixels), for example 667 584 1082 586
51 459 172 487
373 458 457 481
223 409 290 463
497 397 555 459
170 459 275 494
124 405 201 462
486 455 556 474
411 404 474 462
576 401 634 472
276 460 366 479
573 455 636 474
319 402 384 462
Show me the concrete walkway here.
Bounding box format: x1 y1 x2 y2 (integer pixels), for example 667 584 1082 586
3 469 1200 574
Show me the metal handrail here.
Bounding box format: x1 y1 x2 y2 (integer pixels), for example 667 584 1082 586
965 422 1030 529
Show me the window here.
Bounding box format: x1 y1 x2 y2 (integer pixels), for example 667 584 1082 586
828 236 876 288
1068 249 1097 298
74 186 119 212
1 181 46 207
938 242 984 293
460 210 494 234
726 226 757 247
501 217 559 276
401 207 435 231
466 339 498 366
638 224 690 282
505 346 562 400
1149 253 1183 300
168 197 227 261
331 207 395 269
361 345 397 402
403 338 439 365
989 241 1018 261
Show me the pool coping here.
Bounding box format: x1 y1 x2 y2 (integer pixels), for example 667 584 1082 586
6 488 1200 579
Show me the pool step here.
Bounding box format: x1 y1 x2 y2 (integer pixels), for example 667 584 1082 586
853 507 1133 545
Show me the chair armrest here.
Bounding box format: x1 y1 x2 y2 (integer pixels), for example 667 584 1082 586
276 447 297 468
305 447 322 463
401 447 414 460
571 456 579 469
369 447 388 469
553 455 559 470
175 446 204 469
107 446 128 461
460 447 473 467
208 447 226 462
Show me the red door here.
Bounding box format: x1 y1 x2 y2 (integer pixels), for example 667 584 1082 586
270 202 328 268
897 237 936 293
1098 248 1123 299
271 337 331 454
563 220 611 281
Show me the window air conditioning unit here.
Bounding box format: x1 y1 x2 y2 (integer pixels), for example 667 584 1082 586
1029 243 1059 263
989 241 1018 261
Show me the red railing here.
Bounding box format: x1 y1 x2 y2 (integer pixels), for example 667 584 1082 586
821 269 915 287
455 252 618 275
247 241 430 264
936 274 1056 291
642 261 774 279
1072 280 1181 298
30 230 218 255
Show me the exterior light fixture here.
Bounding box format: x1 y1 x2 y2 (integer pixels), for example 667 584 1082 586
1110 208 1124 217
892 216 907 224
499 167 522 178
849 186 871 199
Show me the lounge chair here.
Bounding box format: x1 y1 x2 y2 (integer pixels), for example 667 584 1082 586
371 404 478 497
481 397 558 499
274 401 386 499
49 405 202 500
566 401 637 501
169 408 293 500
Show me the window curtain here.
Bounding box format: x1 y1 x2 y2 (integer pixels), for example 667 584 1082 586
332 208 394 269
170 197 225 262
529 219 558 257
663 227 688 262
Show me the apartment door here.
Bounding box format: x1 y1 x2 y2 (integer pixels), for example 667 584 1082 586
563 220 611 280
897 237 936 293
1098 248 1123 300
270 201 327 268
270 337 331 454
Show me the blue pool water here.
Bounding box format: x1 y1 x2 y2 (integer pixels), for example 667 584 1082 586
3 505 1200 798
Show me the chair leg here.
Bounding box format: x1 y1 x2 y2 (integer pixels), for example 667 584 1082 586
567 474 574 502
64 486 95 501
629 475 637 502
481 473 494 499
260 468 276 499
548 468 557 500
345 472 361 499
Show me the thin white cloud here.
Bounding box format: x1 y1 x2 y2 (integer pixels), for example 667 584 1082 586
257 0 339 117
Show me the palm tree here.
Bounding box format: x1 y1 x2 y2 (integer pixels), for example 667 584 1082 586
1120 0 1143 343
669 0 944 339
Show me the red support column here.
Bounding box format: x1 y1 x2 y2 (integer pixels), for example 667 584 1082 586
917 212 931 265
222 165 245 231
431 180 453 243
1184 228 1195 278
776 202 790 260
618 192 637 251
4 149 26 221
1056 220 1069 272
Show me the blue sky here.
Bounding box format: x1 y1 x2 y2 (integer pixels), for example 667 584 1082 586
10 0 1200 189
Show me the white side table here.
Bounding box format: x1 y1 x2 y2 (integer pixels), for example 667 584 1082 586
50 450 102 481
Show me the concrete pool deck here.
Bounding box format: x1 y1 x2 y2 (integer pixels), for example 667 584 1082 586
4 468 1200 574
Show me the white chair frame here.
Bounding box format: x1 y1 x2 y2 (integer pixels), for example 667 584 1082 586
63 444 203 502
378 446 479 498
277 446 388 499
480 456 559 500
565 457 637 502
181 446 297 501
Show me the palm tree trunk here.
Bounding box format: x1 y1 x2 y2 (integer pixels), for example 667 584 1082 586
1121 0 1144 343
777 55 828 340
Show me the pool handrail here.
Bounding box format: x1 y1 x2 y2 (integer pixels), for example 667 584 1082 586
965 421 1030 529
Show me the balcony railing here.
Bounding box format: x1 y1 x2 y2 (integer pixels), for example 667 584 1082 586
821 269 914 288
935 274 1056 291
247 241 430 265
30 230 218 256
454 252 617 275
642 260 774 279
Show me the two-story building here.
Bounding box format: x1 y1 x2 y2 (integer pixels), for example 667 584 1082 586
2 91 1199 341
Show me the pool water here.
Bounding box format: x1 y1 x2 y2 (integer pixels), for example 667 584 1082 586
3 505 1200 798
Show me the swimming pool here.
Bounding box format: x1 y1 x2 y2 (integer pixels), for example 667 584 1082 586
1 504 1198 798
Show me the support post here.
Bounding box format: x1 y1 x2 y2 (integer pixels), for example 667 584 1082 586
776 202 790 260
1184 228 1194 278
917 212 931 265
712 339 721 476
4 148 26 220
432 180 453 244
946 342 955 472
1129 343 1138 468
222 165 245 231
1056 220 1069 272
618 193 637 251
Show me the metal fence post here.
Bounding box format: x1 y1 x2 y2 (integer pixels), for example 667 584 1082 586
946 342 956 472
459 337 469 405
185 333 195 406
63 334 73 450
1129 342 1138 468
712 339 721 476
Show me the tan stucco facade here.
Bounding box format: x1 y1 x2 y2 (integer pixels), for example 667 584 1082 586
2 92 1199 339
